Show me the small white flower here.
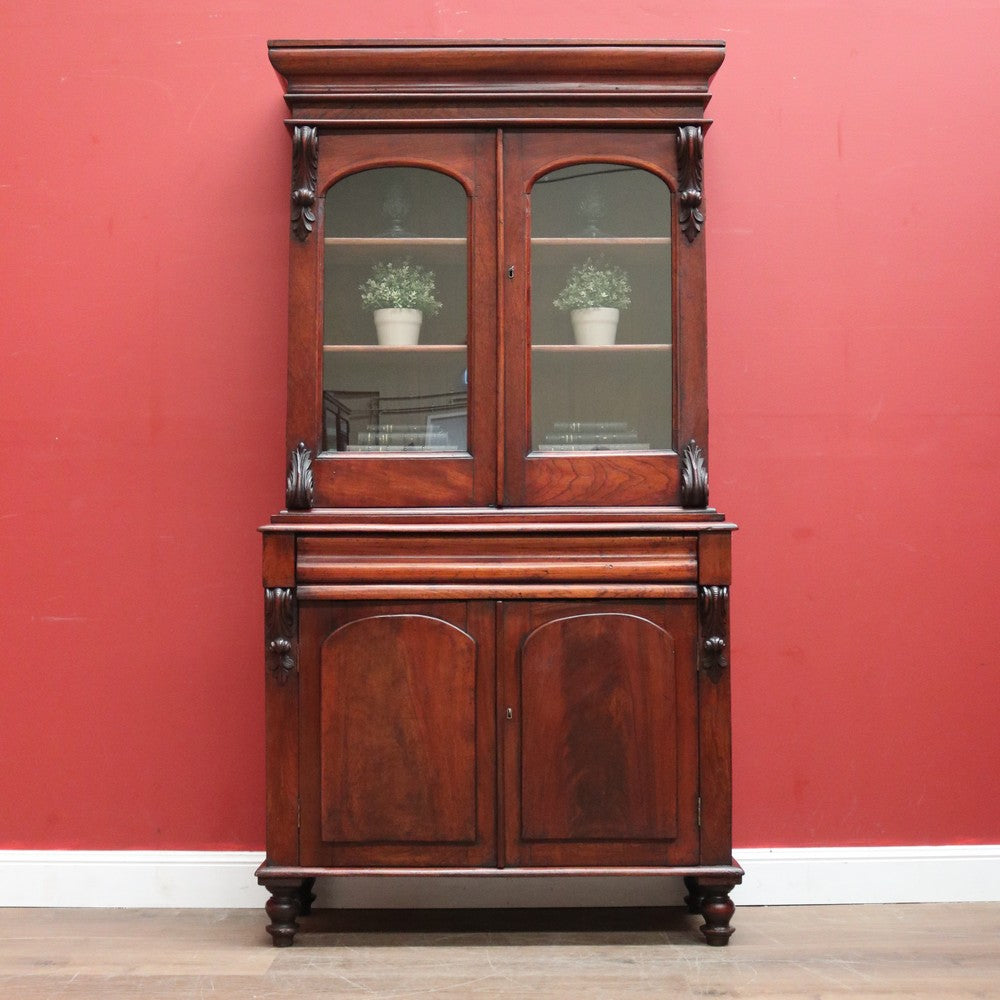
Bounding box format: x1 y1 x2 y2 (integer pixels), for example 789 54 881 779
359 259 443 315
553 258 632 311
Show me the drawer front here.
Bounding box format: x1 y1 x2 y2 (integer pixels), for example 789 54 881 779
297 533 698 586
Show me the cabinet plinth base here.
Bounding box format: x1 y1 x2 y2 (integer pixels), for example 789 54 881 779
256 863 743 947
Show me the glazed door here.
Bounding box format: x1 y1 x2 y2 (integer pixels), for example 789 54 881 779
298 601 496 867
502 130 705 506
291 131 498 507
499 601 700 867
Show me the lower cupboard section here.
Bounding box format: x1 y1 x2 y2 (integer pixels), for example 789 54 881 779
294 598 700 870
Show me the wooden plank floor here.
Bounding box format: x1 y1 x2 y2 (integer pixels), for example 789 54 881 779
1 903 998 998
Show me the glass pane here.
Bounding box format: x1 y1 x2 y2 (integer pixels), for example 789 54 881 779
530 164 672 453
323 167 469 454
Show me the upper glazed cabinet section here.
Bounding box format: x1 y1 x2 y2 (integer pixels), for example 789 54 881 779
269 41 724 510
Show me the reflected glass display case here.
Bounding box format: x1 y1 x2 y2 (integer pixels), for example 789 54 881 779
259 39 740 947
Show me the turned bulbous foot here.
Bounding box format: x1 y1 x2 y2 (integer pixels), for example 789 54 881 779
262 878 304 947
697 882 736 946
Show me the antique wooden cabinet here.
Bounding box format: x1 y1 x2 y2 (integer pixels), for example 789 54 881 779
259 40 740 947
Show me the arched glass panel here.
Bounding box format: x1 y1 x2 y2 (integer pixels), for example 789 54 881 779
529 164 672 453
323 167 469 454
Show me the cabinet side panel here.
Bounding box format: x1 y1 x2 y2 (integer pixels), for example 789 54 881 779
699 627 733 864
320 614 478 844
699 670 732 864
263 582 299 866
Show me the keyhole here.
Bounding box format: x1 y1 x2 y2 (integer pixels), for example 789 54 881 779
506 707 513 720
507 266 515 279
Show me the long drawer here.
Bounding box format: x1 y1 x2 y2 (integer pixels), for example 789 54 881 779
296 532 699 586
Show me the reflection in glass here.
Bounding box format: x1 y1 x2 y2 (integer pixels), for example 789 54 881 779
323 167 469 453
530 164 672 452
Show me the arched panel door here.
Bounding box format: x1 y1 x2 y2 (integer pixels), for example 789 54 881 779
502 130 705 506
289 131 497 507
298 603 496 868
500 602 700 867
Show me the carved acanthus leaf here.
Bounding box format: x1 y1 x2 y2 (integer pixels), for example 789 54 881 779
680 439 709 508
676 125 705 243
290 125 318 242
699 585 730 683
264 587 296 684
286 442 314 510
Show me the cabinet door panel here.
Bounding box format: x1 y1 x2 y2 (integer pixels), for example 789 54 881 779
501 601 698 867
289 131 498 507
300 602 496 867
320 614 477 844
519 614 677 842
502 130 707 506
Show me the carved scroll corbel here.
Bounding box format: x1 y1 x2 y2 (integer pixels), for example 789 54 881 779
676 125 705 243
264 587 296 685
290 125 318 242
285 442 314 510
699 585 729 683
680 439 709 508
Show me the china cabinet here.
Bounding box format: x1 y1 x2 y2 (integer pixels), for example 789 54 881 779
258 39 740 947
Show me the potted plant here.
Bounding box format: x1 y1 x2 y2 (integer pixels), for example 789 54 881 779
553 258 632 345
359 259 442 345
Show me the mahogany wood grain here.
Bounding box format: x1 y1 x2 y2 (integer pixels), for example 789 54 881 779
501 130 691 507
256 863 743 879
521 455 679 506
297 601 496 868
269 41 726 123
295 131 497 509
698 653 734 866
518 613 678 841
296 584 698 601
296 532 699 584
500 601 699 868
261 532 295 588
499 127 529 505
261 40 736 946
299 559 693 583
698 530 732 586
297 531 699 560
311 456 478 508
266 509 732 526
319 614 478 844
263 616 299 866
675 182 709 463
284 193 320 471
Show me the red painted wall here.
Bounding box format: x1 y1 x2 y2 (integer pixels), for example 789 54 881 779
2 2 998 850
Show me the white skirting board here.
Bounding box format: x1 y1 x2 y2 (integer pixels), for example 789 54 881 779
1 846 998 908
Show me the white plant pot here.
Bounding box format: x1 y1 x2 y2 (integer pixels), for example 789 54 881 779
570 307 619 346
373 308 422 346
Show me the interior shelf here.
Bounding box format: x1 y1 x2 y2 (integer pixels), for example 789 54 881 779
531 237 671 246
324 237 466 246
532 343 671 352
324 344 467 353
